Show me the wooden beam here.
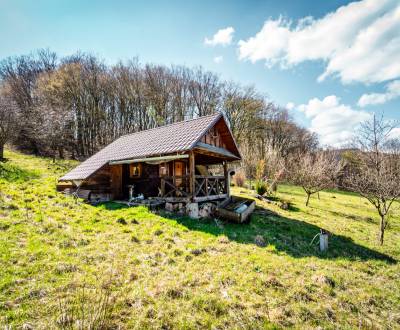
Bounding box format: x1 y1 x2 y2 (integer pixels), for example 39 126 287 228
195 142 240 159
223 161 229 197
189 151 195 200
109 154 188 165
161 178 165 197
194 194 228 203
163 197 191 203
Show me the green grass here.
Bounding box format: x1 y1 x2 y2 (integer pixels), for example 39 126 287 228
0 149 399 329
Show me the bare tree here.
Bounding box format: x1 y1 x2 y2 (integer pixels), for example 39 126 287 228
0 85 19 160
290 151 340 206
34 71 75 160
263 148 286 193
221 82 264 144
0 49 57 154
344 115 400 245
188 67 220 117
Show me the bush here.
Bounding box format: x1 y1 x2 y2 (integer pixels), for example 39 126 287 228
233 170 246 187
255 180 268 196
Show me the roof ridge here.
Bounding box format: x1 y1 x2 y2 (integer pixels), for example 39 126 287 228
119 112 221 139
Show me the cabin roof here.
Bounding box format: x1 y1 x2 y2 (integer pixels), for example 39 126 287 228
60 113 241 181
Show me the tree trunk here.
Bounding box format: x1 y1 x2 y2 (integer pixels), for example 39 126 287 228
306 192 311 206
379 215 385 245
0 143 4 161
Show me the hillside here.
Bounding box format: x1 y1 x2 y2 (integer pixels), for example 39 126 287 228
0 150 399 329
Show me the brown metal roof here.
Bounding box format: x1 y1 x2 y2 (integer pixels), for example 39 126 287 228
60 113 239 181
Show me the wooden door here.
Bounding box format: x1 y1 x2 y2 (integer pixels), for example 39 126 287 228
110 165 123 199
174 161 185 187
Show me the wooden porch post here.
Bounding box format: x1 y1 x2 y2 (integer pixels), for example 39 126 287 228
160 161 166 197
189 151 195 200
172 160 175 190
161 178 165 197
223 161 229 197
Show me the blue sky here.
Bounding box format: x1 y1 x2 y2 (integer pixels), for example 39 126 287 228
1 0 399 146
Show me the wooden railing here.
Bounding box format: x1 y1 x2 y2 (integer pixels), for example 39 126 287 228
194 175 227 197
160 175 191 198
160 175 227 199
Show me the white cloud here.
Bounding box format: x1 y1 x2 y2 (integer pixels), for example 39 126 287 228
205 27 235 46
213 56 223 64
238 0 400 84
286 102 295 110
358 80 400 107
389 127 400 139
296 95 371 147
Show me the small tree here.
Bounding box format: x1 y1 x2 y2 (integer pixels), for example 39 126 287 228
233 169 246 187
255 159 266 181
254 159 269 193
344 115 400 245
290 151 340 206
264 148 286 193
0 86 19 160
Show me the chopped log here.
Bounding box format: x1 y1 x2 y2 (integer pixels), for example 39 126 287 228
252 194 272 203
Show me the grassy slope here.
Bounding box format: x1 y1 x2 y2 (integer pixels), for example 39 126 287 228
0 150 399 329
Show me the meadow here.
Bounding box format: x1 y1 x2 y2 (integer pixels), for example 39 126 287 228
0 150 399 329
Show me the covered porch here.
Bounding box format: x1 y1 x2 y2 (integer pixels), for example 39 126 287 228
109 144 236 203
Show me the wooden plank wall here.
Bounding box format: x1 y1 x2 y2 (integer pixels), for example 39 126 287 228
85 166 112 190
57 165 113 194
201 126 227 149
200 117 240 158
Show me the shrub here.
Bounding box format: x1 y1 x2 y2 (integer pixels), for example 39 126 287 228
233 170 246 187
255 180 268 196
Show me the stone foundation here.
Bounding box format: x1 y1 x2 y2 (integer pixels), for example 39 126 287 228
164 201 218 219
186 203 199 219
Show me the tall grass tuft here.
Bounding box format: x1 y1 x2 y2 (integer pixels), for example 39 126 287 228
56 275 121 329
255 180 268 196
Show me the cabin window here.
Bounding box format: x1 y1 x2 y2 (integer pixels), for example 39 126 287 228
129 163 141 178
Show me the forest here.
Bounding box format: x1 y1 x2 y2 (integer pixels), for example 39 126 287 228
0 49 316 175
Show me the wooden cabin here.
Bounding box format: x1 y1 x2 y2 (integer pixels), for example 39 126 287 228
58 113 241 204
